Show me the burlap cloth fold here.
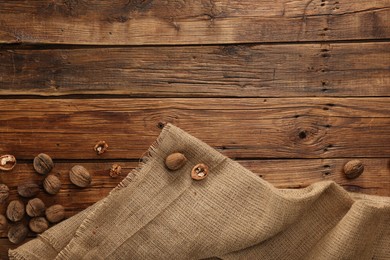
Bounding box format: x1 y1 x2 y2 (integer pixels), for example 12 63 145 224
9 124 390 259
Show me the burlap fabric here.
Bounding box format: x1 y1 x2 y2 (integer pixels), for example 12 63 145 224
9 124 390 259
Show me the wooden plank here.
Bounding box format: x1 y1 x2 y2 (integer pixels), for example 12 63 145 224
0 1 389 45
0 42 389 97
0 98 389 159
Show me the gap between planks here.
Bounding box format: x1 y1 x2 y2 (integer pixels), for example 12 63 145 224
1 38 390 50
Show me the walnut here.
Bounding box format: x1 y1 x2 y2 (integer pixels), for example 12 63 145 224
94 141 108 155
0 155 16 171
17 182 40 198
191 163 209 181
6 200 25 222
0 184 9 204
165 153 187 171
343 160 364 179
29 217 49 234
43 174 61 195
109 164 122 178
8 223 28 244
45 204 65 223
69 165 91 188
33 153 54 175
26 198 46 217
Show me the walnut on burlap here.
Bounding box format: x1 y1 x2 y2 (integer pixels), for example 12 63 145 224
9 124 390 260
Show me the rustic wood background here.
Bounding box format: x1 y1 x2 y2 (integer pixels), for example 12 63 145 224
0 0 389 257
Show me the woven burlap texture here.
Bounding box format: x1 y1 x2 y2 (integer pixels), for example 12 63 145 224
9 124 390 260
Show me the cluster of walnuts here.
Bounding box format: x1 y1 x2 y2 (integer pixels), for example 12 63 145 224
0 153 67 244
0 153 95 244
0 141 122 245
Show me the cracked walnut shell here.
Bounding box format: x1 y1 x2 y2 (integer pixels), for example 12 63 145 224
94 141 108 155
191 163 209 181
109 164 122 178
0 155 16 171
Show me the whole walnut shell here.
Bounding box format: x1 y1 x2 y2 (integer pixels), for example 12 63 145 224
6 200 25 222
43 174 61 195
0 214 8 231
0 183 9 204
33 153 54 175
8 223 28 244
46 204 65 223
29 217 49 234
26 198 46 217
17 182 40 198
343 160 364 179
165 153 187 170
69 165 91 188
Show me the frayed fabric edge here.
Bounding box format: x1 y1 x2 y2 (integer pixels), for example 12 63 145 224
111 123 173 193
54 123 173 260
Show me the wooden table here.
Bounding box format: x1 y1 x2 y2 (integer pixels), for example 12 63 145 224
0 1 389 257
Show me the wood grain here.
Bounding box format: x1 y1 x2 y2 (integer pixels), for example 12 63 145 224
0 1 389 45
0 98 389 159
0 0 389 257
0 42 389 97
0 239 33 259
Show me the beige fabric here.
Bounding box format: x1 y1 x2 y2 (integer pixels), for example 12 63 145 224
9 124 390 259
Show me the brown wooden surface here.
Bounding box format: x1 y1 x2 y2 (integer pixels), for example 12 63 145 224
0 1 389 45
0 98 389 159
0 0 389 258
0 42 389 97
